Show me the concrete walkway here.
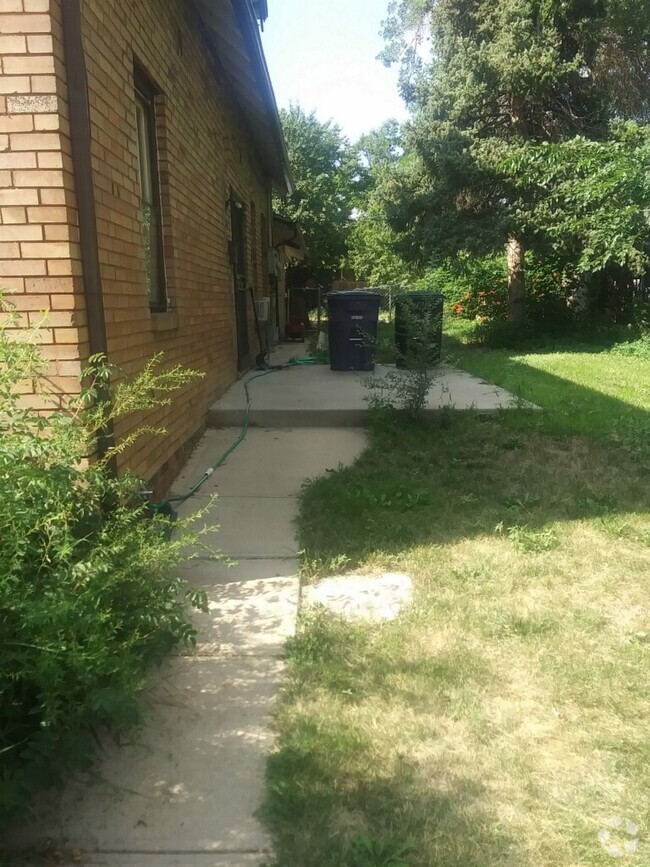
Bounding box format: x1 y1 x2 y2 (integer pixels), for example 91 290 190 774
6 426 366 866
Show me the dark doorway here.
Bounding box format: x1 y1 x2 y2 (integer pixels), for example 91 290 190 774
230 198 249 370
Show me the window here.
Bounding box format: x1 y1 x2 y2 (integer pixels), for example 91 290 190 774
134 66 166 311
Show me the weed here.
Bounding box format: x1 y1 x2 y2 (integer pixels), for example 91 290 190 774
497 522 559 553
347 834 413 867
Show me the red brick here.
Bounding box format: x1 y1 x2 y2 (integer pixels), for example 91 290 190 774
54 327 81 343
44 343 81 360
55 360 82 376
0 276 25 292
9 294 51 311
26 275 74 293
30 310 76 327
47 257 81 276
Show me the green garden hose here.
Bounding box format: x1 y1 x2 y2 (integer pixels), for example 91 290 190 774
150 356 326 519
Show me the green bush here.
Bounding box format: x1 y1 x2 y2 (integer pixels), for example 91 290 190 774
0 299 212 828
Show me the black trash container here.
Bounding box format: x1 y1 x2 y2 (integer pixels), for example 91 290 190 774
326 290 381 371
395 291 444 369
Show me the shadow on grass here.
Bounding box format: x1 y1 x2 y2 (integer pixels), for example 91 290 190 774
298 349 649 570
262 716 513 867
261 613 517 866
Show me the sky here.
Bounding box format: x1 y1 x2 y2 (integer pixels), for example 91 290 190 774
260 0 410 143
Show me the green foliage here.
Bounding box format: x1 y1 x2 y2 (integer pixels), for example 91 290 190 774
348 834 413 867
379 0 650 316
275 104 359 273
505 124 650 275
347 121 416 287
0 298 213 828
364 296 443 417
442 252 580 337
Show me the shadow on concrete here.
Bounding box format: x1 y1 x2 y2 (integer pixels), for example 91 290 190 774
3 655 279 859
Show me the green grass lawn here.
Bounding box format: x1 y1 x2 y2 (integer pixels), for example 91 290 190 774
262 328 650 866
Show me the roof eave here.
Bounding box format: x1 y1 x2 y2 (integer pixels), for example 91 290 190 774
233 0 293 194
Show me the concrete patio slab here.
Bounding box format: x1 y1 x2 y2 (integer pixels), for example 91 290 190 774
6 656 282 855
208 355 524 429
171 427 367 497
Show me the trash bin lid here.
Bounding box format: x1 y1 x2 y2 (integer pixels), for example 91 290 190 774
401 291 445 299
326 290 381 301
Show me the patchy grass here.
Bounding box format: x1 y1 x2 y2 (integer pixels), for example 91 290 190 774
262 340 650 866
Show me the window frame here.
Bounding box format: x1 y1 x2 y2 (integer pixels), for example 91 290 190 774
134 65 167 313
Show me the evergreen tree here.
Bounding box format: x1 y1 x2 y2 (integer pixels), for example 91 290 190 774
381 0 650 319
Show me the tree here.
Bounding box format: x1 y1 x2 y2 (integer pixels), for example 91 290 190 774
507 122 650 277
347 120 415 286
275 104 358 277
381 0 650 320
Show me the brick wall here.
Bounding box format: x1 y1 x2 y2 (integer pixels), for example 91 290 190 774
1 0 274 482
0 0 86 407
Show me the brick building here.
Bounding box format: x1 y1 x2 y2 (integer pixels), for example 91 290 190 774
0 0 294 488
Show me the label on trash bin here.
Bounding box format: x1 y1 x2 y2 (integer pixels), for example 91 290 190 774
351 315 363 320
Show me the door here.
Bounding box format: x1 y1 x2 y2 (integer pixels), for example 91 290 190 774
230 199 249 370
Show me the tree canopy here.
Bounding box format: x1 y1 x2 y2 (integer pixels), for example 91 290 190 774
274 105 358 275
347 120 415 286
379 0 650 318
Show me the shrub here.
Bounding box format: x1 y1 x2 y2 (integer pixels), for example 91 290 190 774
0 298 212 828
364 295 442 417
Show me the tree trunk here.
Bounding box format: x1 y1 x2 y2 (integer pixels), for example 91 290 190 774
506 234 525 322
